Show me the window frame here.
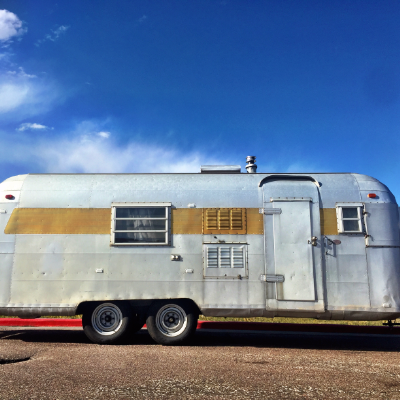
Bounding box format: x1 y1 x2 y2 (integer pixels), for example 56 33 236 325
336 202 364 234
110 202 171 246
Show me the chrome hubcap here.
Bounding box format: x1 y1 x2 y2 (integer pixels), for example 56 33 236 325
156 305 187 337
91 303 123 336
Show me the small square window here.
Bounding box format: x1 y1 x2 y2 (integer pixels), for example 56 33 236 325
336 204 363 233
111 203 171 245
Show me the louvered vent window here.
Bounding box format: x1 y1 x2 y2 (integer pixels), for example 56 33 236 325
203 243 247 278
203 208 246 234
206 246 245 268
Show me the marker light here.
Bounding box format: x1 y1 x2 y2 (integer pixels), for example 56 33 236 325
367 193 377 198
5 195 14 200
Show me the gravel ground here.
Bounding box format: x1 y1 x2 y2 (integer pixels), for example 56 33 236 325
0 327 399 399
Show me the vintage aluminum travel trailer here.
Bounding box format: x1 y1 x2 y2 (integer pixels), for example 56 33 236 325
0 156 399 344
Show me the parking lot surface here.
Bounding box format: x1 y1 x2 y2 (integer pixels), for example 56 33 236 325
0 327 400 399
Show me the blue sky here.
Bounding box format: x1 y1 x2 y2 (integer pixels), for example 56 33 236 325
0 1 399 198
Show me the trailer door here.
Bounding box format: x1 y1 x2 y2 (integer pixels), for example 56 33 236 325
262 179 324 312
272 199 315 301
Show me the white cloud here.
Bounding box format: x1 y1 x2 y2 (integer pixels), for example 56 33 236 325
0 127 228 174
35 25 70 47
97 131 110 138
39 135 222 173
0 10 26 44
0 82 30 113
0 67 62 120
17 122 52 131
7 67 36 79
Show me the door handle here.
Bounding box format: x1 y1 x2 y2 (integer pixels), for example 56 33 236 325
308 236 318 246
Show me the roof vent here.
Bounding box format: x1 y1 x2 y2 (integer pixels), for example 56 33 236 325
200 165 241 174
245 156 257 174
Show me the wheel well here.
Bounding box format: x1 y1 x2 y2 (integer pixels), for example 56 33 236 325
75 301 93 315
147 298 201 317
75 299 201 317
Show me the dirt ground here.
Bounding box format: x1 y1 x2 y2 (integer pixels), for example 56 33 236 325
0 327 399 399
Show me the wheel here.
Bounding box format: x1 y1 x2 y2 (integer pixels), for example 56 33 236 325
146 300 198 345
82 302 132 344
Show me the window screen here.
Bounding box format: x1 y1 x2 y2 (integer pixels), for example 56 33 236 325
111 203 170 245
336 204 363 233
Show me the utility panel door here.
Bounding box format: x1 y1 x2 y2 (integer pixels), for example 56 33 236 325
273 200 315 301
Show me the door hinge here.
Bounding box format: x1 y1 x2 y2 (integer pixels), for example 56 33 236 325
259 208 282 215
260 274 285 283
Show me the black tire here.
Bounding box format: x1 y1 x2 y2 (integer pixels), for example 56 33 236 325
146 300 198 345
82 301 132 344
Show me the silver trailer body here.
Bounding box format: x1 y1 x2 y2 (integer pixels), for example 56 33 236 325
0 171 399 321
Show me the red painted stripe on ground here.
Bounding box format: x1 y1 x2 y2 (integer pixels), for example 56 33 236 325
0 318 399 334
0 318 82 327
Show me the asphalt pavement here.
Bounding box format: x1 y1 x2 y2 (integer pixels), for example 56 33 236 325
0 327 399 399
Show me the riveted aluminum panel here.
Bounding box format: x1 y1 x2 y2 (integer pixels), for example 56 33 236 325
22 174 264 208
0 177 25 307
0 254 14 306
0 180 24 191
0 174 27 189
326 282 370 308
317 174 361 208
360 190 394 203
324 234 370 308
353 174 397 204
200 280 250 309
11 233 207 306
365 203 400 247
366 247 400 310
17 172 391 210
356 180 390 192
325 254 369 284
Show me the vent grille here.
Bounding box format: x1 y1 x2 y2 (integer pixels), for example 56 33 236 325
206 247 218 268
206 209 218 230
206 245 245 269
203 208 246 234
231 209 243 230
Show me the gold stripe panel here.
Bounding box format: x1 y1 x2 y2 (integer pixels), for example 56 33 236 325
5 208 264 235
171 209 203 234
320 208 338 235
4 208 111 234
5 207 336 236
246 208 264 234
